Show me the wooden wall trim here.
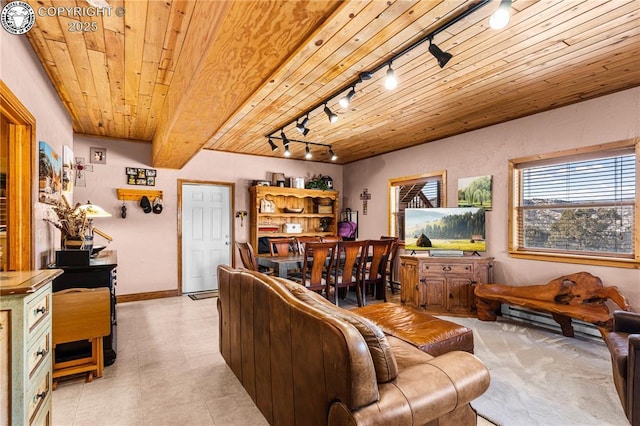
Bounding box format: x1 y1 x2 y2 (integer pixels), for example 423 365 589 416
0 80 34 270
117 289 180 303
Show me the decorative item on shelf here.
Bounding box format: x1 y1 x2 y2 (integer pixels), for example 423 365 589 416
271 172 286 187
290 177 305 189
321 175 333 189
44 195 113 251
319 217 333 232
260 198 275 213
306 174 329 190
313 196 334 214
283 207 304 214
254 180 270 186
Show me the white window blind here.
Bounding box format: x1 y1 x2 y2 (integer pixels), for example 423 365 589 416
517 152 635 257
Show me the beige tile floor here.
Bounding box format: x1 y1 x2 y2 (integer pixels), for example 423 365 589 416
52 289 493 425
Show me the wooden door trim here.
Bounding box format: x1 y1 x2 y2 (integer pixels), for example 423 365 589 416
177 179 235 294
0 81 34 270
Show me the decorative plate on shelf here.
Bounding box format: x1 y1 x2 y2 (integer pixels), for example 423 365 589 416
283 207 304 213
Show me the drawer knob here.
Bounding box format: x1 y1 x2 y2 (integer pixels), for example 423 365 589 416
34 306 46 315
36 349 48 357
34 391 47 402
442 266 452 271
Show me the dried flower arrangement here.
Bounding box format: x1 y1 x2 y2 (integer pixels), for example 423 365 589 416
43 196 91 239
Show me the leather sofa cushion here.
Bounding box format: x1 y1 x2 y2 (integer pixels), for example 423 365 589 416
605 331 629 377
276 278 398 383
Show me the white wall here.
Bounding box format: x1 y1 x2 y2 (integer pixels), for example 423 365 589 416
0 29 74 268
72 135 342 295
343 88 640 310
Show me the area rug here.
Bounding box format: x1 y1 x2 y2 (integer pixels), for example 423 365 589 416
438 316 628 426
188 290 218 300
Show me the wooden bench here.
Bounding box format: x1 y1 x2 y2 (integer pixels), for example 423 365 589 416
474 272 631 338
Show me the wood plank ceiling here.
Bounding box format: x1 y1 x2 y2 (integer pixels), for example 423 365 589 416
23 0 640 167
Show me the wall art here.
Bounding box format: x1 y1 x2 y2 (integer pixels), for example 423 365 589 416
126 167 156 186
457 175 492 210
38 141 62 204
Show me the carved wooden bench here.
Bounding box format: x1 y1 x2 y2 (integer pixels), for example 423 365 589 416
474 272 631 338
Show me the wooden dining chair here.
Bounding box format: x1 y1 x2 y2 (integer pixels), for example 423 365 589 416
267 237 298 256
321 235 342 243
295 236 321 253
235 241 272 274
294 241 336 296
360 239 394 305
380 236 400 294
330 240 366 307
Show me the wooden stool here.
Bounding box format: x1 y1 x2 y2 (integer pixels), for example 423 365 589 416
52 288 110 388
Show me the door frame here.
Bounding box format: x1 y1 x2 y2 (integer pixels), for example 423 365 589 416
0 81 34 270
177 179 235 294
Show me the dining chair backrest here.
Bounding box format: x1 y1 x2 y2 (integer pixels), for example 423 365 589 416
267 237 298 256
361 239 394 304
321 235 342 243
300 241 336 293
332 240 367 306
295 236 321 253
236 241 259 271
380 236 400 293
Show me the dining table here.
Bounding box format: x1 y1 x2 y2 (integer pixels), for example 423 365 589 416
256 254 306 278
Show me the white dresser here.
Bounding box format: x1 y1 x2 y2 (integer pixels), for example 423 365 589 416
0 269 63 426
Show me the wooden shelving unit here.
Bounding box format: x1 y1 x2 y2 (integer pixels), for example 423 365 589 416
249 186 339 254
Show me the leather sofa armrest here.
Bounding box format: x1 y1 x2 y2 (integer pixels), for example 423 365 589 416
329 352 490 425
629 334 640 425
613 310 640 333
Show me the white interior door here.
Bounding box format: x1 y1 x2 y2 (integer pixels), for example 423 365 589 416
181 183 231 293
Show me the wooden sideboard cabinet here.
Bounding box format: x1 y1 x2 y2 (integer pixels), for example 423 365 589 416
400 255 493 314
0 269 63 426
249 186 339 254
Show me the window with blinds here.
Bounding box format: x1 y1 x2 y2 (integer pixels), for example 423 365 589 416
511 142 637 263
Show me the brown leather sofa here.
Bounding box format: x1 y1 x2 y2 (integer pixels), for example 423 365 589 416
217 265 490 425
605 310 640 426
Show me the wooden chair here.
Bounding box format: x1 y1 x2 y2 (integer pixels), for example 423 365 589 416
235 241 272 274
380 236 400 293
52 287 110 388
330 240 366 307
295 236 321 253
321 235 342 243
360 239 394 305
294 241 336 295
267 237 298 256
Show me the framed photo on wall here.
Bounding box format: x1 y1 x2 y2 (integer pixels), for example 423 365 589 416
38 141 62 204
458 175 492 210
90 147 107 164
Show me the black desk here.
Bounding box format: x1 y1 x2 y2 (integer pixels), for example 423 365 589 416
52 250 117 365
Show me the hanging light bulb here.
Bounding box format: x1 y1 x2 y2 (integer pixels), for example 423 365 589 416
385 63 397 90
295 115 310 135
339 86 356 108
305 144 312 160
489 0 512 29
329 148 337 162
283 143 291 157
324 103 338 123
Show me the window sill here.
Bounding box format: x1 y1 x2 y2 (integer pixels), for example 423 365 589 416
508 251 640 269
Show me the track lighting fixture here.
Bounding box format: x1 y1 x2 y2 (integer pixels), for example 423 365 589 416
339 86 356 108
489 0 512 29
264 0 496 161
268 137 278 152
265 135 336 162
384 63 398 90
428 39 452 68
324 103 338 123
295 115 310 135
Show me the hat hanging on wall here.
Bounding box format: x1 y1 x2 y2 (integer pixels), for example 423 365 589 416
140 195 152 214
153 197 163 214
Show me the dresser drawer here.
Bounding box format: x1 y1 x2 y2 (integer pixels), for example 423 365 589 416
27 327 51 379
30 397 51 426
27 363 50 424
421 263 473 275
26 287 51 334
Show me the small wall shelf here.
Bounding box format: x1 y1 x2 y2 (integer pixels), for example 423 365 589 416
116 188 163 202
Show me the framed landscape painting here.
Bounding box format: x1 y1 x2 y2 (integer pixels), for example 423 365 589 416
38 141 62 204
458 175 492 210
